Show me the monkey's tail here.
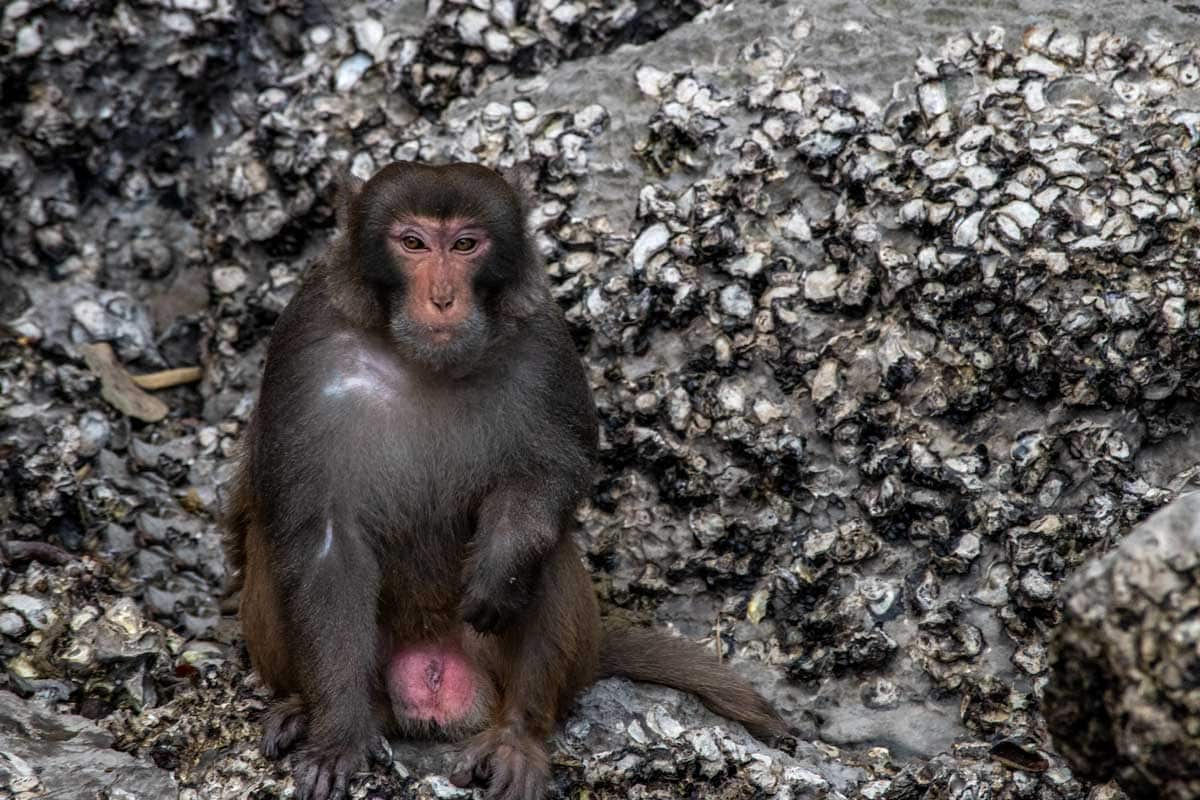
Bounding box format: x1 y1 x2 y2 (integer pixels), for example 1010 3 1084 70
598 624 794 742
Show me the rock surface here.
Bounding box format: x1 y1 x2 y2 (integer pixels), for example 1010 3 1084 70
4 0 1200 798
0 689 178 798
1047 491 1200 800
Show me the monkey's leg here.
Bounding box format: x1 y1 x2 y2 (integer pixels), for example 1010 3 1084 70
241 523 309 759
276 514 384 800
451 540 600 800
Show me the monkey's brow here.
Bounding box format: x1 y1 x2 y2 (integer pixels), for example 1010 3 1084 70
390 215 482 230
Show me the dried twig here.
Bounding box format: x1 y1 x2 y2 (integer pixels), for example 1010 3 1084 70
131 366 203 390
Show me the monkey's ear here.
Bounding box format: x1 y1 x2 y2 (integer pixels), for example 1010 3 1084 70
500 161 538 218
332 169 365 230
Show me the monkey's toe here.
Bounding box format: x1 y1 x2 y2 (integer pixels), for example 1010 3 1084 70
487 754 547 800
260 697 307 760
449 742 490 788
368 735 393 767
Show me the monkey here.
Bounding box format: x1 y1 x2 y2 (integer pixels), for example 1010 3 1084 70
222 162 791 800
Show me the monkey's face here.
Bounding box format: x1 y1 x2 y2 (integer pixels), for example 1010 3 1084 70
383 216 494 370
345 162 538 372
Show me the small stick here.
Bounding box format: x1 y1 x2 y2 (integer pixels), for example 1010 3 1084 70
131 366 204 390
2 540 73 565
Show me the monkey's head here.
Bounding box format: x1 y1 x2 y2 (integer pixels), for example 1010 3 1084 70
340 161 542 372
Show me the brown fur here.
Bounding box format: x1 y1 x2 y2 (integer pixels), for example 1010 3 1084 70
223 162 788 800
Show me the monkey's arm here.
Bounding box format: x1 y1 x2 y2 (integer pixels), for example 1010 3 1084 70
460 476 582 632
461 322 597 634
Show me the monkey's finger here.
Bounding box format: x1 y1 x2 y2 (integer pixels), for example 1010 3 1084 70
294 764 317 800
449 756 482 788
514 767 548 800
465 603 501 633
486 760 515 800
476 755 494 787
298 761 332 800
460 604 483 630
314 765 335 800
368 736 392 767
450 747 491 788
262 708 306 760
330 767 350 800
449 766 473 788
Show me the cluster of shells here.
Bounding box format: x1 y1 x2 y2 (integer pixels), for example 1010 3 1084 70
402 0 720 111
3 0 1200 796
572 20 1199 712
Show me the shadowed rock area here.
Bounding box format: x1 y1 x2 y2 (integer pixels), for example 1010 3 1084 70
4 0 1200 798
1047 491 1200 800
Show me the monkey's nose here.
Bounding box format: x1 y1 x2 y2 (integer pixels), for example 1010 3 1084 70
431 294 455 313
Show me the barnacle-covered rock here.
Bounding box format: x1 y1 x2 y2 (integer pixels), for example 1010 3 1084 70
401 0 723 113
7 0 1200 797
1047 492 1200 799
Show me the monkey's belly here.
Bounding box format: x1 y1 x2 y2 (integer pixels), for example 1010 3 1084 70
386 640 479 726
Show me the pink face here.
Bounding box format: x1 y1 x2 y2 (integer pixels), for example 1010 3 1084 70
389 216 492 340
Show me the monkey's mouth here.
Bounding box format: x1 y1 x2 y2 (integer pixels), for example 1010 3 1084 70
426 326 455 344
390 314 486 367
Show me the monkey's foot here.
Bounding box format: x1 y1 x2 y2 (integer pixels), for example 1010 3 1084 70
261 697 307 759
450 727 549 800
288 733 393 800
292 745 364 800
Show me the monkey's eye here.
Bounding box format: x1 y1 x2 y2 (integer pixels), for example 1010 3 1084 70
399 235 427 251
451 237 477 253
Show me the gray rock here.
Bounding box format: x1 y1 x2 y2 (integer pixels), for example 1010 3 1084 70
1 594 54 630
1047 492 1200 799
804 265 843 304
0 690 178 799
0 612 28 638
210 265 247 295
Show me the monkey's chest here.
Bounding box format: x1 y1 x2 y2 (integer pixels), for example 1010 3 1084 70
367 428 516 522
309 342 536 519
363 416 525 573
350 395 530 516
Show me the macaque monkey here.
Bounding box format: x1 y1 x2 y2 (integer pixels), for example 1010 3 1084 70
223 162 790 800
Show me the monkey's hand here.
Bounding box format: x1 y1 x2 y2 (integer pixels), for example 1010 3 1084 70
463 485 564 634
293 735 391 800
460 566 533 633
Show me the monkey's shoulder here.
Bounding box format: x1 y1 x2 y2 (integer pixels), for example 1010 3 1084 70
263 328 417 412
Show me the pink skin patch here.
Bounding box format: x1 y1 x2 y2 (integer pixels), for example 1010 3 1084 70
386 642 477 726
